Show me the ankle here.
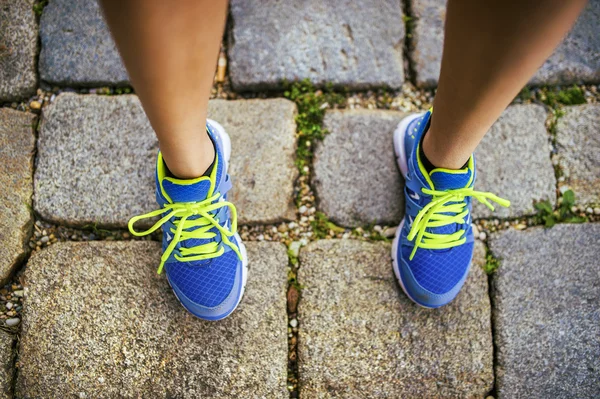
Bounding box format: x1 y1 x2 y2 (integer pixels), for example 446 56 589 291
422 127 470 170
162 137 215 179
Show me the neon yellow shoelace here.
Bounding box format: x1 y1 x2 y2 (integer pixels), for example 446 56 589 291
128 192 242 274
407 187 510 260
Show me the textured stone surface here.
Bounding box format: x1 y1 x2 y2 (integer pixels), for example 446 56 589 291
314 109 405 227
18 241 288 398
228 0 404 91
490 224 600 399
39 0 128 86
0 332 15 399
34 94 157 227
411 0 446 88
298 239 493 398
531 0 600 85
0 109 35 284
474 105 556 218
208 99 298 223
412 0 600 87
34 94 297 226
0 0 38 100
555 104 600 205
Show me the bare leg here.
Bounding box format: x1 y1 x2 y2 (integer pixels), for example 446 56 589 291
100 0 227 179
425 0 588 169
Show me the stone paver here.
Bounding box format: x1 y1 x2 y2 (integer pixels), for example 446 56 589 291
0 331 15 399
34 94 297 226
313 109 405 227
39 0 128 86
0 109 35 284
298 239 493 398
18 241 288 398
411 0 446 88
0 0 38 101
490 224 600 399
208 99 298 223
555 104 600 205
474 104 556 218
412 0 600 87
228 0 404 91
530 0 600 85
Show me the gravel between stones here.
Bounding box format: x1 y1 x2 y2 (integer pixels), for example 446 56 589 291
298 239 493 398
18 241 288 398
490 224 600 399
0 109 36 284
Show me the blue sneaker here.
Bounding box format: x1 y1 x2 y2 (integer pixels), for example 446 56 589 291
391 109 509 308
129 120 248 320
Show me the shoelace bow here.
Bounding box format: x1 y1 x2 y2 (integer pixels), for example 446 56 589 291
407 187 510 260
128 192 241 274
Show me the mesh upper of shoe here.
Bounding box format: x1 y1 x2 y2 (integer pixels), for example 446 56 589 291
401 234 473 294
165 237 240 307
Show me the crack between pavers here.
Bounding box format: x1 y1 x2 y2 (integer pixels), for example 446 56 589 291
485 241 501 399
400 0 417 86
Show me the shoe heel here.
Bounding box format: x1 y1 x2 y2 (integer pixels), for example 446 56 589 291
393 113 422 178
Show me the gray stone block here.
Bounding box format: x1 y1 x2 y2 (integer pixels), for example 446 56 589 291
18 241 288 398
0 109 35 284
411 0 446 88
0 331 15 399
313 109 406 227
474 105 556 218
298 239 493 398
411 0 600 87
0 0 38 101
555 104 600 205
34 94 157 227
34 94 297 226
228 0 405 91
39 0 128 86
208 99 298 224
531 0 600 85
490 224 600 399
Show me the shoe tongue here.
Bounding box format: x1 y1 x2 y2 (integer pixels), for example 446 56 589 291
162 177 213 203
428 165 473 191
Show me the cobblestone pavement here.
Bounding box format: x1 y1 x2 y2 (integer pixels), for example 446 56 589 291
1 1 599 398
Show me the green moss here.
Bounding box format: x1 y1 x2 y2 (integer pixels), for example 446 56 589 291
310 211 345 239
284 79 345 175
541 85 586 108
482 250 500 275
534 189 587 228
547 107 565 137
287 249 299 266
518 86 532 101
32 0 48 17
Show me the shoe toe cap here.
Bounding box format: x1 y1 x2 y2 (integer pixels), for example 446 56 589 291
397 243 473 308
165 252 244 320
